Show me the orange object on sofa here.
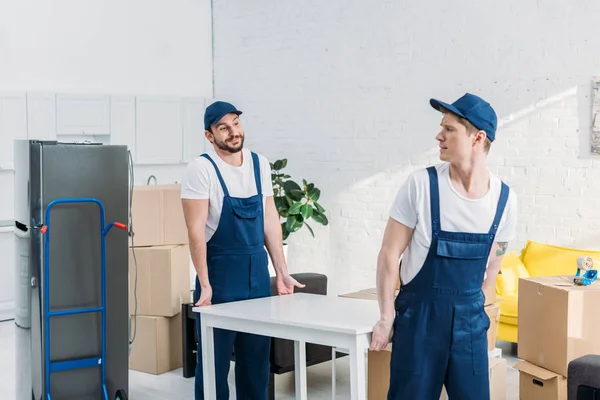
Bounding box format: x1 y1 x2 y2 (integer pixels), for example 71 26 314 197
495 240 600 343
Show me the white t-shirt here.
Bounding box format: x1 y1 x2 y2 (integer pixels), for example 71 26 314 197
389 162 518 285
180 147 274 241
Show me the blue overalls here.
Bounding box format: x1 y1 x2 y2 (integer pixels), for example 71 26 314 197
388 166 509 400
194 152 272 400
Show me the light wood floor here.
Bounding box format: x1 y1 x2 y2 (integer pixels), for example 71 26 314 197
0 319 520 399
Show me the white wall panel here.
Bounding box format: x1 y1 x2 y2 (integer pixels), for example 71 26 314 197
0 230 14 321
182 98 208 162
27 93 57 141
135 97 183 164
0 171 14 222
109 96 137 159
0 93 27 170
56 94 111 135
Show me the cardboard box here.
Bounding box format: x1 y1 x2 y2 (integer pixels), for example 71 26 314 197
514 360 567 400
483 281 497 306
367 350 392 399
486 303 500 351
131 184 188 246
339 291 381 301
518 275 600 376
129 313 182 375
129 245 191 317
369 352 506 400
440 356 507 400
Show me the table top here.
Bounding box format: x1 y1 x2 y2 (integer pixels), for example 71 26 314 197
193 292 380 335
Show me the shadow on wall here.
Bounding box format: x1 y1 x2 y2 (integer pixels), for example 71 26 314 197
210 0 600 293
281 84 600 294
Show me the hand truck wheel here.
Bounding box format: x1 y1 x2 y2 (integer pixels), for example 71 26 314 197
115 389 128 400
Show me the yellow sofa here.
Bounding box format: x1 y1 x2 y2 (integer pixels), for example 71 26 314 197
495 240 600 343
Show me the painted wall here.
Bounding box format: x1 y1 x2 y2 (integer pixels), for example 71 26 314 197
0 0 213 320
212 0 600 294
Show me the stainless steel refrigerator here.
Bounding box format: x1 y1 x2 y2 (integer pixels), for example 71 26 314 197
14 140 130 400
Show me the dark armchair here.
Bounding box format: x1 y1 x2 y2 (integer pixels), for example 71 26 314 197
181 272 344 399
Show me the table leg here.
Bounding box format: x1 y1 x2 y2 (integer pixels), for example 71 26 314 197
332 347 336 399
201 317 216 399
349 340 366 400
294 340 307 400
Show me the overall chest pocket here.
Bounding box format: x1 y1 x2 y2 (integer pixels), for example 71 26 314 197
433 236 491 291
231 201 260 219
436 239 490 260
229 198 263 247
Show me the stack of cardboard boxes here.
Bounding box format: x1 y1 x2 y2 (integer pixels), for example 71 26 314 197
127 184 192 375
339 279 506 400
514 275 600 400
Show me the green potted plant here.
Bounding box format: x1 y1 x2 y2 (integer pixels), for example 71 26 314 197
270 158 328 241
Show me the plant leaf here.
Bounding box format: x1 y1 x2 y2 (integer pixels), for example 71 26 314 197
304 221 315 237
288 201 303 215
285 196 294 206
300 203 313 220
307 183 315 192
282 180 302 194
308 188 321 202
281 222 290 241
274 160 284 170
289 189 305 201
280 159 288 169
286 214 303 233
274 196 289 212
311 208 329 226
314 201 326 213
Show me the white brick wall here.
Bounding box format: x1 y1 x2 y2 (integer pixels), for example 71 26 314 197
212 0 600 294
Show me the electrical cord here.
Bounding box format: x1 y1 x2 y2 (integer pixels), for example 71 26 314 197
127 150 138 352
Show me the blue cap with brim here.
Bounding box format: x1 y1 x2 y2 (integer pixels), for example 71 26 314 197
204 101 243 131
430 93 498 142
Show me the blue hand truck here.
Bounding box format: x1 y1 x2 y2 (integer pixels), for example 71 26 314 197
40 197 128 400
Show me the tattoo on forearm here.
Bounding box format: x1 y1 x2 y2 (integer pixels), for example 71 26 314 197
496 242 508 257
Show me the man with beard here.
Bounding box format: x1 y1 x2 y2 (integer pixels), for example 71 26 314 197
181 101 304 400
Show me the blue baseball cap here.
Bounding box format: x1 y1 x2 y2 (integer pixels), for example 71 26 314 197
430 93 498 142
204 101 243 131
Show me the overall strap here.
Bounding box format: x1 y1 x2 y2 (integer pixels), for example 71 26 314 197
251 152 262 196
200 153 230 197
426 166 441 234
488 182 510 237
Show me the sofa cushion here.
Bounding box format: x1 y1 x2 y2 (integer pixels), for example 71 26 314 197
520 240 600 277
496 251 529 296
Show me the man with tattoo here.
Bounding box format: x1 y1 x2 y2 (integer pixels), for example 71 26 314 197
370 93 518 400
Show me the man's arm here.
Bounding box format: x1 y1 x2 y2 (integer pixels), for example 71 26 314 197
182 199 210 290
263 195 287 276
264 195 306 294
376 218 414 323
482 241 508 296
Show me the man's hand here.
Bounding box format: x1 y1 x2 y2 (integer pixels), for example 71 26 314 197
369 318 394 351
195 285 213 306
370 218 413 351
276 273 306 295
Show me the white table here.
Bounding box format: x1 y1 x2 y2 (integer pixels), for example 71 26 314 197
193 292 380 400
